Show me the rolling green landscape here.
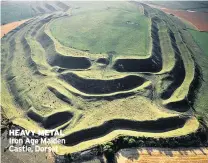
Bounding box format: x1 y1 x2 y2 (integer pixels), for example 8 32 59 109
1 1 69 24
1 2 36 24
1 1 208 162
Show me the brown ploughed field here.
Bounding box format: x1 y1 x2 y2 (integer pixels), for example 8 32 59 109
160 8 208 32
1 19 29 38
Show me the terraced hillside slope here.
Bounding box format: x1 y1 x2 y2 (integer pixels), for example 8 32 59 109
1 1 208 155
145 1 208 56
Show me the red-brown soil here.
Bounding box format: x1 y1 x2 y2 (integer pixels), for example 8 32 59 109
1 19 29 38
145 3 208 32
160 8 208 32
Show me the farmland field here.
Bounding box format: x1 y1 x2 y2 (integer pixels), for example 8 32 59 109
147 1 208 12
146 1 208 57
156 8 208 31
188 29 208 56
1 19 29 37
116 148 208 163
1 1 208 162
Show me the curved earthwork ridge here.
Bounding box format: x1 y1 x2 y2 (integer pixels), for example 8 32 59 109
160 30 186 100
58 73 147 94
3 9 196 113
47 82 152 101
113 17 163 73
42 13 193 107
36 29 92 70
62 116 189 146
28 6 198 112
27 109 73 129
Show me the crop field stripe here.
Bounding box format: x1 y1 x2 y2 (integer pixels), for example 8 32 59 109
116 147 208 163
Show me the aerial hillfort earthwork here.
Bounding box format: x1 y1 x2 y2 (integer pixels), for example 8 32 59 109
1 1 208 163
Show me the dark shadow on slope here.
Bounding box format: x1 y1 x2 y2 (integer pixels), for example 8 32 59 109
97 58 109 65
37 31 91 69
165 62 202 112
31 15 54 36
27 110 73 129
165 100 189 112
59 73 146 94
187 62 203 109
62 116 188 146
48 86 73 105
43 111 73 129
161 30 185 100
113 17 162 73
48 84 151 102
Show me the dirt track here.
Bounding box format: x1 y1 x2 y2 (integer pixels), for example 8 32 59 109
1 19 29 38
116 148 208 163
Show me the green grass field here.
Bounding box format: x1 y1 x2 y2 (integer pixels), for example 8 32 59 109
1 1 69 25
188 29 208 56
1 2 36 24
50 4 150 56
